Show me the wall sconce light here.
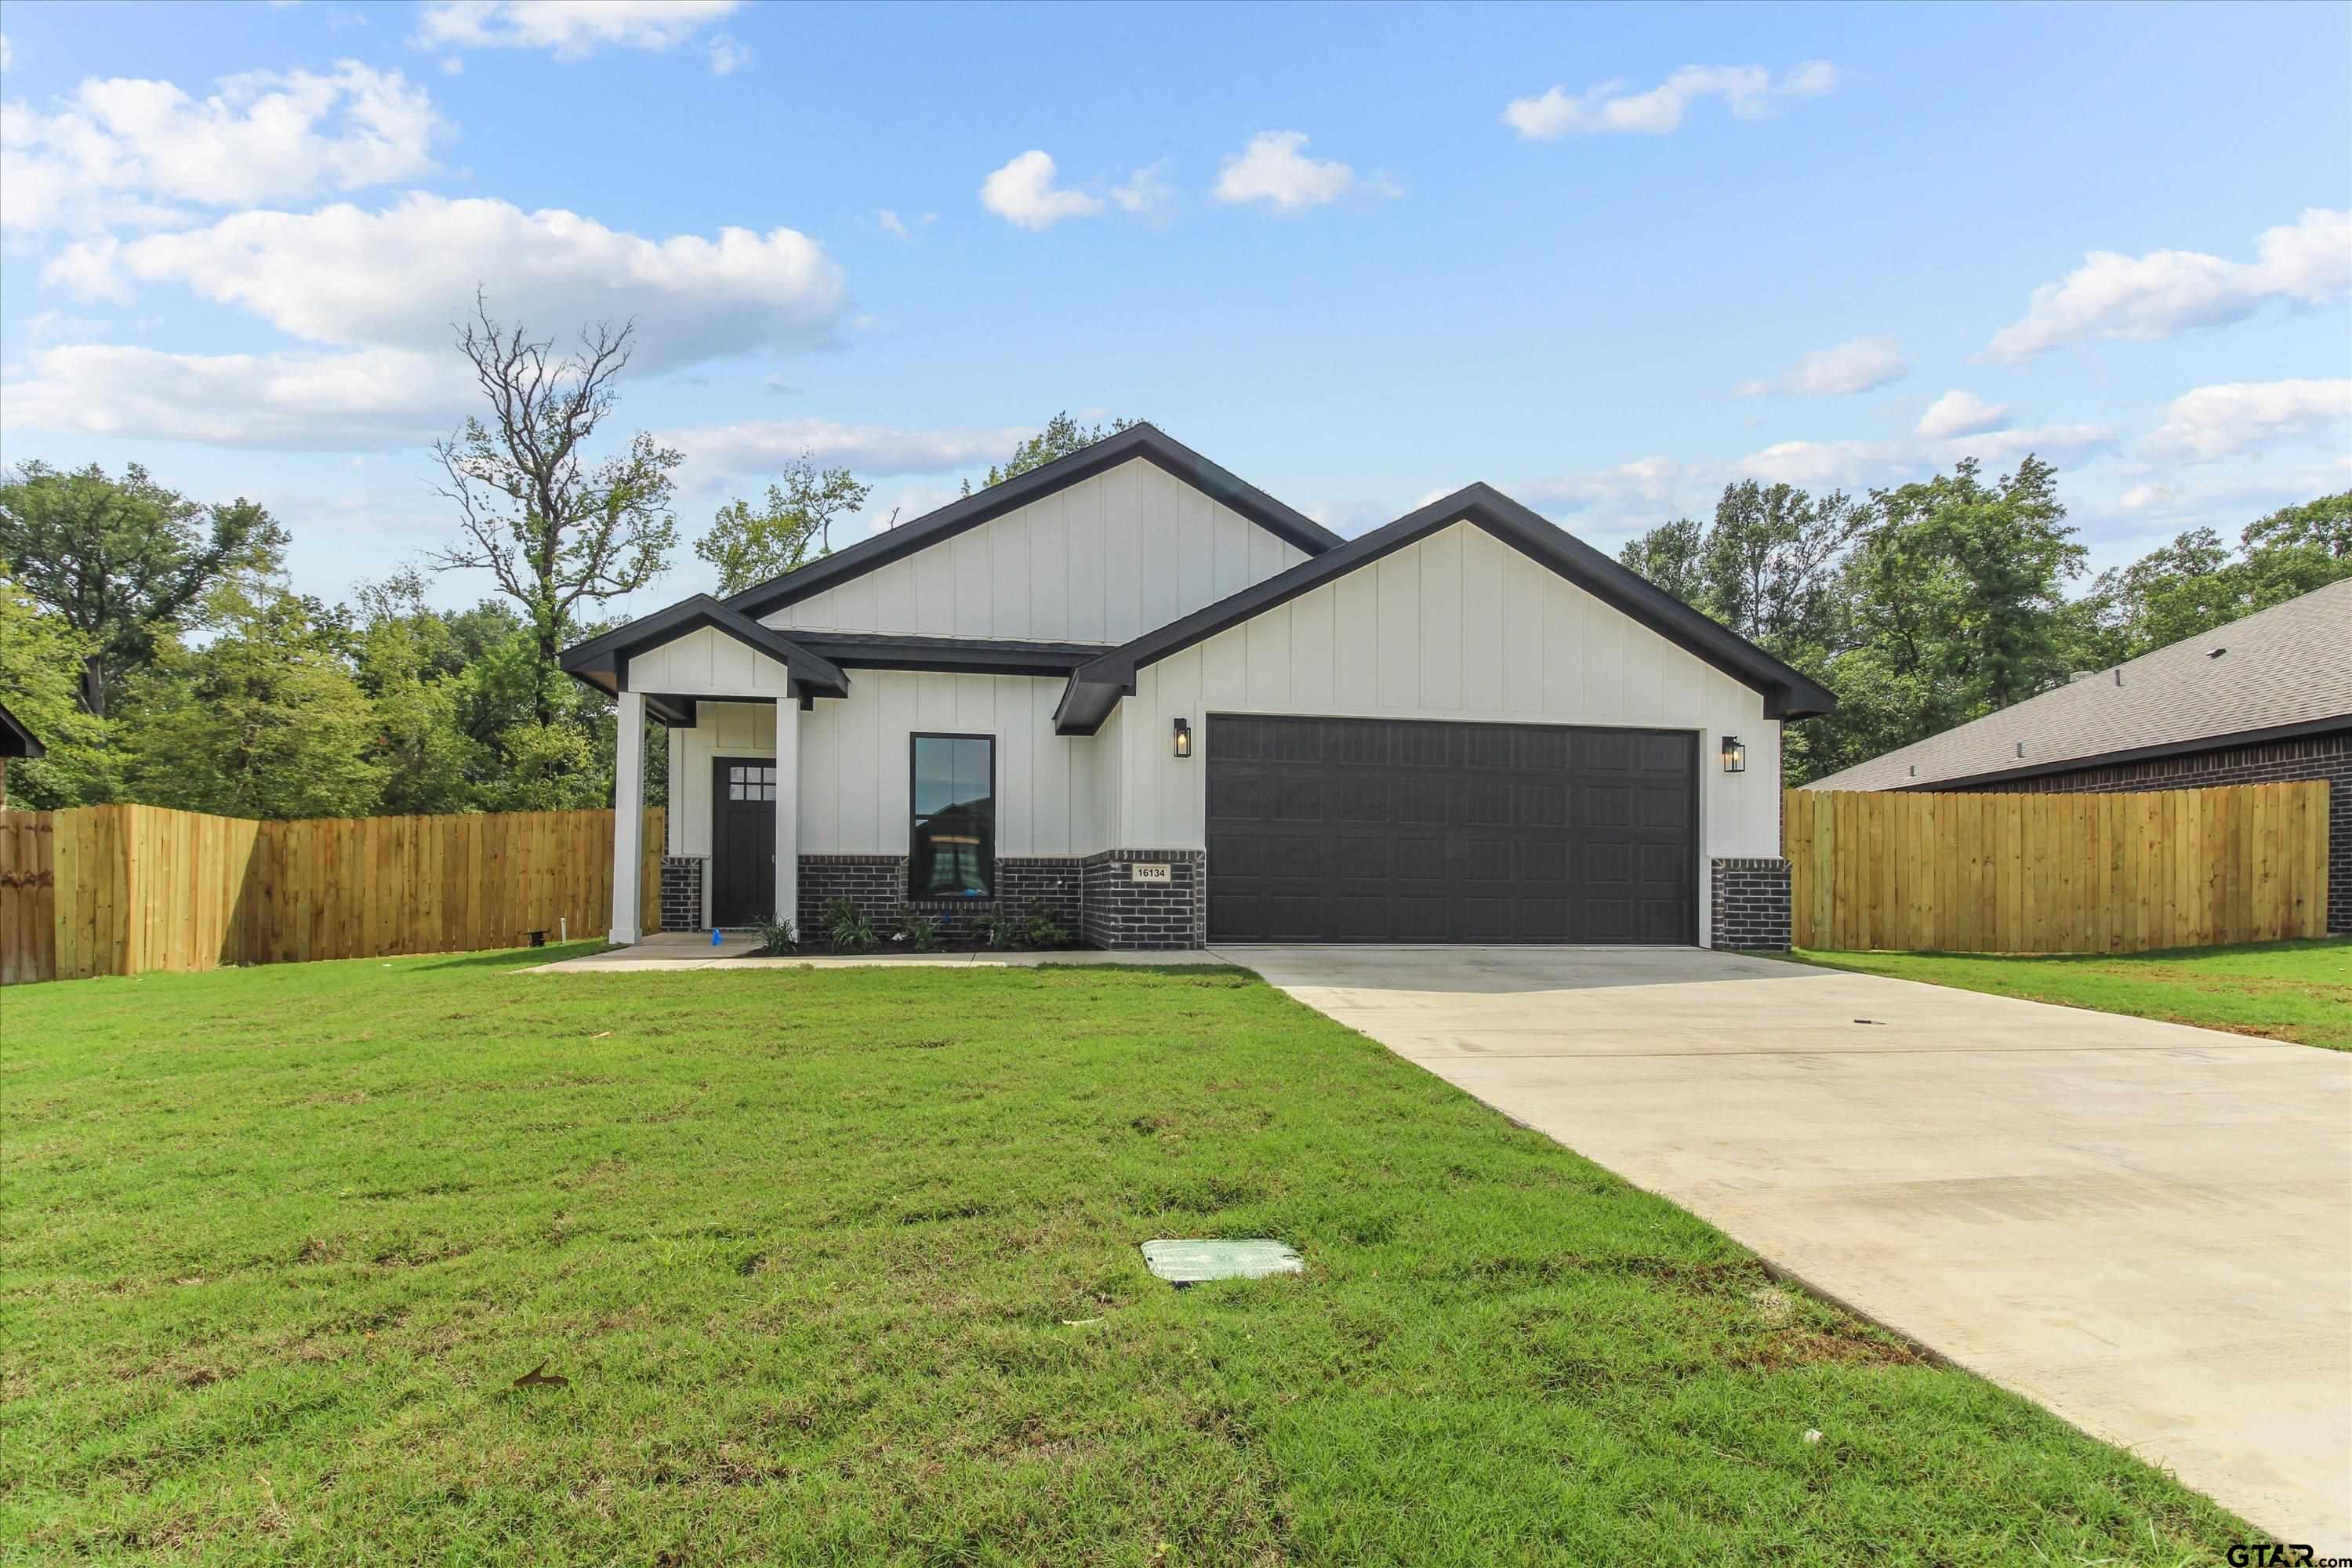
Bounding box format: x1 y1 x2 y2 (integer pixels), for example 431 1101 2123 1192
1720 735 1746 773
1173 717 1193 759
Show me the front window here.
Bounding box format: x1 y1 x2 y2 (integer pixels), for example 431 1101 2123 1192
909 734 993 898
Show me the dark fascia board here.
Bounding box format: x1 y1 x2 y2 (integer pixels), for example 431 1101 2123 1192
558 593 849 700
794 632 1114 679
0 699 44 759
721 423 1343 621
1866 714 2352 793
1054 482 1839 734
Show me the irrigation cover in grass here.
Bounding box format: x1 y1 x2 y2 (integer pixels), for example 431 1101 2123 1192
1141 1238 1303 1284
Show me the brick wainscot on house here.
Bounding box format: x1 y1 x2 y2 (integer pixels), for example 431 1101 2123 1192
1808 578 2350 935
563 425 1835 950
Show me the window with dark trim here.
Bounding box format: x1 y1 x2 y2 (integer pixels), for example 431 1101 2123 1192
909 734 993 898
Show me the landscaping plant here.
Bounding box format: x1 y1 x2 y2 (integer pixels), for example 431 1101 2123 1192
822 895 877 953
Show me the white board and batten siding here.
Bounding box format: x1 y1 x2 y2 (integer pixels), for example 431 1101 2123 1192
1116 520 1784 857
759 457 1310 641
665 674 1117 860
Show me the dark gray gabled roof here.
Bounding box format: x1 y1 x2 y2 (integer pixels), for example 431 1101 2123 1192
1053 482 1839 735
1806 577 2352 791
0 699 44 760
560 593 850 701
722 422 1343 621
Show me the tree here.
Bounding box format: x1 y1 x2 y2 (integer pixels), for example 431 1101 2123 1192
1802 456 2086 780
430 296 681 722
695 454 873 593
2087 492 2351 661
0 461 286 716
961 411 1142 495
114 585 386 820
0 575 115 808
1618 516 1705 605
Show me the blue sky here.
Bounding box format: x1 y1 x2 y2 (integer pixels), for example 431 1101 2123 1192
2 0 2347 621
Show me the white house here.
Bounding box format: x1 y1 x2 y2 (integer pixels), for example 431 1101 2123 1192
562 425 1833 949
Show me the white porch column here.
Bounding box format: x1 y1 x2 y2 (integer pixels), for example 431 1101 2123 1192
611 689 645 944
774 695 800 931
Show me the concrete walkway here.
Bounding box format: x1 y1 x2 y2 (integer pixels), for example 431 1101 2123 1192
533 935 1231 972
1215 943 2352 1548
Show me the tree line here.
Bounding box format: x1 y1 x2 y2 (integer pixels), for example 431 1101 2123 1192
1 297 2343 815
0 299 1138 816
1617 462 2347 782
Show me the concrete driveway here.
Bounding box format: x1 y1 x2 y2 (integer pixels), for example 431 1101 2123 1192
1216 944 2352 1548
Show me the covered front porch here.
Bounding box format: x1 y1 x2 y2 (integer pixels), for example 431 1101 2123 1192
561 595 850 944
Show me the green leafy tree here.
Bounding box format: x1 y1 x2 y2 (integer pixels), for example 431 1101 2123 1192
961 412 1142 495
1618 516 1705 604
0 575 115 808
2087 492 2351 660
1804 456 2086 780
114 586 387 820
695 455 873 593
429 297 681 725
0 461 287 715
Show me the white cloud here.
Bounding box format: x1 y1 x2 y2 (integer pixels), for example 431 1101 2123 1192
0 61 443 232
2118 484 2176 513
1504 60 1835 140
1735 423 2115 488
1735 336 1908 397
654 417 1033 493
1982 208 2352 361
0 343 463 449
1212 132 1354 210
877 209 909 239
416 0 739 58
978 150 1102 230
1 34 13 72
47 193 848 373
2142 379 2352 462
1515 456 1686 514
1111 160 1176 220
706 34 748 75
1915 388 2011 440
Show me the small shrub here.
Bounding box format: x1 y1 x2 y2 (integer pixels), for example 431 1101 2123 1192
983 906 1024 949
823 896 877 953
901 913 940 953
752 915 797 956
1019 902 1071 950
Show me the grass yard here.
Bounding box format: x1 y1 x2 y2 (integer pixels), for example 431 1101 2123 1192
1794 936 2352 1051
3 948 2258 1565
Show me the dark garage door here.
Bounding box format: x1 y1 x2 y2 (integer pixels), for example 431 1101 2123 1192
1206 714 1697 944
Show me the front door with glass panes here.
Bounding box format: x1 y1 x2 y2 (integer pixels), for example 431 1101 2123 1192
711 757 778 927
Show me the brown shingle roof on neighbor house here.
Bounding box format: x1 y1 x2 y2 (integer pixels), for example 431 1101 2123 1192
1805 577 2352 792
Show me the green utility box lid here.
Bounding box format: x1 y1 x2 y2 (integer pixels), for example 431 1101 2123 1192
1141 1239 1303 1284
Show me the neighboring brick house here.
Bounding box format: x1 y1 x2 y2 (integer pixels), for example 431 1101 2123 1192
1807 579 2350 935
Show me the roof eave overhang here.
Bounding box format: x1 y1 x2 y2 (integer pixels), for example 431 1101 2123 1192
1867 713 2352 792
558 594 850 704
1052 484 1838 735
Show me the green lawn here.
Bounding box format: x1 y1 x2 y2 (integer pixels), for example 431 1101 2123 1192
1793 936 2352 1051
2 949 2256 1564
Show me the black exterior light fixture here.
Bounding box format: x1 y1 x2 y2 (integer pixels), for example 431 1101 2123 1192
1173 717 1193 758
1720 735 1746 773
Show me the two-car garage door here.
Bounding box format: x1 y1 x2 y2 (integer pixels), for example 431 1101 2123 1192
1206 713 1697 944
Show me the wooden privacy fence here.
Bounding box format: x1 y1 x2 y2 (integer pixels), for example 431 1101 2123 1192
1784 782 2330 953
0 804 663 984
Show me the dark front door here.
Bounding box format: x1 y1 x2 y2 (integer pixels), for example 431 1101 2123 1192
711 757 779 927
1204 714 1697 945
